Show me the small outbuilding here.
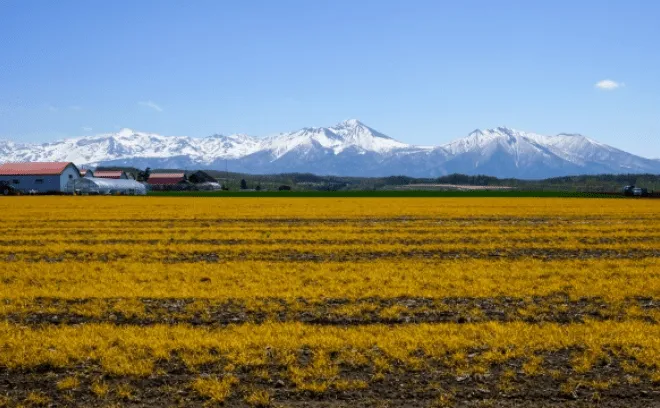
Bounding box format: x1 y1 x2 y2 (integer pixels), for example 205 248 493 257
0 162 80 194
188 171 217 184
187 171 222 190
80 169 95 178
94 170 129 179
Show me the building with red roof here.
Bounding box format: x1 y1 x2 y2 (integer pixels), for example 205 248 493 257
146 172 188 190
93 170 129 179
0 162 80 193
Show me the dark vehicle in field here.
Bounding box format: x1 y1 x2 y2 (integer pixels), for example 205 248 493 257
633 187 649 196
623 185 650 197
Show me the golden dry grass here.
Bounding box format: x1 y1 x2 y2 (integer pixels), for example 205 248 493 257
0 196 658 405
0 321 659 377
0 259 658 300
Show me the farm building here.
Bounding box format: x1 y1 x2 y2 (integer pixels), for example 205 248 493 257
93 170 130 179
147 172 189 190
80 169 95 178
188 171 217 184
187 171 222 190
0 162 80 194
65 177 147 195
147 172 186 184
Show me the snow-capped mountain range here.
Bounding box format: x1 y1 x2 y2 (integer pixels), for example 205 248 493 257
1 119 659 178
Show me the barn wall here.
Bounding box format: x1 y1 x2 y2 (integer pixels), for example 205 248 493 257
59 165 80 191
0 175 62 193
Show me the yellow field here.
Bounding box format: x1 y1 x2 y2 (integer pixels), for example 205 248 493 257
0 197 658 407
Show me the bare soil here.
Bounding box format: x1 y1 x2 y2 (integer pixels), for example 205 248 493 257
1 350 659 407
3 248 659 263
3 296 658 326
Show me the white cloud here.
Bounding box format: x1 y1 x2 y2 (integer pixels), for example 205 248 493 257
138 100 163 112
46 105 58 112
70 105 82 111
595 79 624 90
82 126 93 132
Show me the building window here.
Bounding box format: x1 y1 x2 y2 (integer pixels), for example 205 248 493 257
12 179 19 185
69 174 74 179
35 179 44 185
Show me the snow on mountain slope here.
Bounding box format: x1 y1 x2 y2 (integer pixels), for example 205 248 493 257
259 120 412 159
442 127 556 161
1 129 264 165
327 119 411 153
1 121 658 178
439 127 659 175
0 121 411 165
198 133 262 159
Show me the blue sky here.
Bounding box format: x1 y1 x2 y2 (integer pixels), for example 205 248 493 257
1 0 659 157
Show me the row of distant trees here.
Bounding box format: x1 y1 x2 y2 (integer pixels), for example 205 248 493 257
240 179 260 190
240 179 291 191
240 179 290 191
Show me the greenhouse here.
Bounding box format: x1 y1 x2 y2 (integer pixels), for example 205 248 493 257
66 177 148 195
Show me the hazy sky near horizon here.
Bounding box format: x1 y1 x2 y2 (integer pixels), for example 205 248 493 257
1 0 659 157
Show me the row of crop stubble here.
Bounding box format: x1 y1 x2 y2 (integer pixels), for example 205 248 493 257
0 197 659 407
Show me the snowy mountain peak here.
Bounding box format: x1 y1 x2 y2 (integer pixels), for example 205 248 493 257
329 119 388 137
258 120 409 158
117 128 137 137
447 127 527 155
556 133 584 138
334 119 380 132
331 119 374 133
467 127 524 138
1 122 658 178
340 119 362 127
495 126 515 134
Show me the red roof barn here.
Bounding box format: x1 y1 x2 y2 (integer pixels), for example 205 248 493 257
147 172 186 185
0 162 77 176
0 162 81 193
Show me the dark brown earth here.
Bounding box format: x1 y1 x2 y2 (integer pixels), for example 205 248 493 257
3 296 658 326
1 349 659 407
1 235 658 246
2 248 659 263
